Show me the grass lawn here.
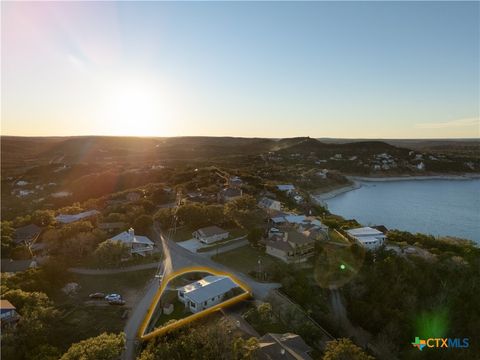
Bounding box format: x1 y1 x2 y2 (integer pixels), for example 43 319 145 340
212 245 283 276
154 298 188 327
81 252 162 269
171 226 194 242
314 243 364 288
53 269 155 350
329 229 351 245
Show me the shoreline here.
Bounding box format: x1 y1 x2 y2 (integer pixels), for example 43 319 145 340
349 173 480 182
313 173 480 202
313 181 361 201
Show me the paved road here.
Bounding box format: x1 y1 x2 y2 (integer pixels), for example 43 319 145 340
69 262 160 275
121 222 280 360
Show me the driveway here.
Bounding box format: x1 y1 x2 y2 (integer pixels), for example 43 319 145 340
177 238 202 252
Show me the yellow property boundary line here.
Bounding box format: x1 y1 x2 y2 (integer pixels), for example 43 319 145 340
138 266 252 341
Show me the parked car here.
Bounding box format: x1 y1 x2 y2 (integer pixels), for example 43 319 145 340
105 294 122 301
89 292 105 299
108 299 126 305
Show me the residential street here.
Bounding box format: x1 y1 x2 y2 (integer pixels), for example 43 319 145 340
122 222 280 360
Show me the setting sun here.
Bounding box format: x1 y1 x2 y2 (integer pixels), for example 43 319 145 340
97 79 164 136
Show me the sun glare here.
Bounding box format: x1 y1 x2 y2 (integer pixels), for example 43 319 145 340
99 79 164 136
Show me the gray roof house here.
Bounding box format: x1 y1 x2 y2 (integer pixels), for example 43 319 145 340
13 224 41 245
192 226 229 244
55 210 100 224
177 275 239 313
266 231 315 263
108 228 154 256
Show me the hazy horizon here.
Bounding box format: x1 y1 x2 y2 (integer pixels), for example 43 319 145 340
2 1 479 139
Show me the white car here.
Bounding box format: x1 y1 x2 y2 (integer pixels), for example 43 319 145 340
105 294 121 301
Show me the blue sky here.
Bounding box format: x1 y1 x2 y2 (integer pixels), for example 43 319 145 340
2 1 479 138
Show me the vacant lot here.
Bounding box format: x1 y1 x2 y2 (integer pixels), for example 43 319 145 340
54 269 156 349
212 245 283 277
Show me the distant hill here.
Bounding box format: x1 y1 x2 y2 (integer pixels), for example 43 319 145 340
2 136 414 170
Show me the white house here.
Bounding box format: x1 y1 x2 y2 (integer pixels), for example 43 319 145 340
192 226 229 244
258 197 282 212
55 210 100 224
346 227 386 250
108 228 154 256
276 184 295 194
177 275 239 313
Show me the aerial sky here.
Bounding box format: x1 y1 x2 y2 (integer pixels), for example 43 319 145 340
2 1 479 138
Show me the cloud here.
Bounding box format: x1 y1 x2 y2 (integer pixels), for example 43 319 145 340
415 117 480 129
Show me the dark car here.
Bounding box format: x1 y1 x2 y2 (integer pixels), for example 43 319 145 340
89 292 105 299
108 299 126 305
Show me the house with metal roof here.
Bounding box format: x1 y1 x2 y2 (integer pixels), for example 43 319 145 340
108 228 154 256
55 210 100 224
177 275 239 313
346 227 386 250
192 226 229 244
13 224 41 245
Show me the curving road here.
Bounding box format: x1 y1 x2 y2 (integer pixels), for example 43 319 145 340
122 222 280 360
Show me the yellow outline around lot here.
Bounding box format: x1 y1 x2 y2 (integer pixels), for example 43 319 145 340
138 266 252 341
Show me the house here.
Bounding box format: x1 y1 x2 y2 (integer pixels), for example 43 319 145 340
0 300 20 328
346 227 386 250
55 210 100 224
229 176 243 188
177 275 239 313
258 197 282 212
13 224 41 245
316 169 328 179
108 228 154 256
266 231 315 263
126 192 142 202
269 214 328 233
256 333 313 360
218 188 243 202
416 162 426 171
276 184 295 194
1 259 38 273
98 222 127 233
192 226 229 244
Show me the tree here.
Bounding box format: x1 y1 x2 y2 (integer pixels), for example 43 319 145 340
154 208 174 228
323 338 374 360
93 240 130 267
1 221 15 255
247 227 263 246
134 214 153 234
152 188 170 204
138 322 255 360
1 289 61 360
60 332 125 360
31 210 56 226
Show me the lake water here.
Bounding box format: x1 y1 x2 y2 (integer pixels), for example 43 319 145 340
324 179 480 243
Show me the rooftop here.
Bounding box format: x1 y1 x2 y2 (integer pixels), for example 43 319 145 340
109 229 154 246
55 210 100 224
0 300 16 310
196 226 228 237
276 184 295 191
178 275 239 304
346 227 384 237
